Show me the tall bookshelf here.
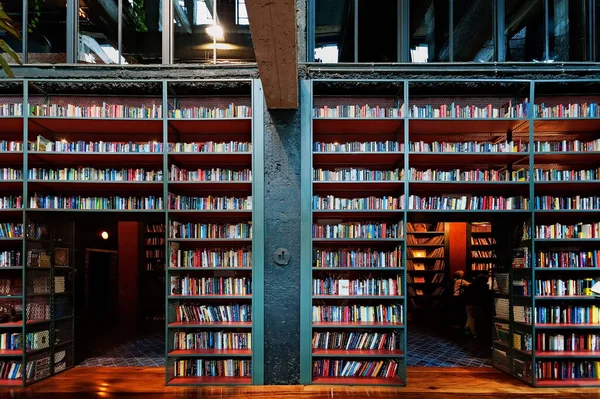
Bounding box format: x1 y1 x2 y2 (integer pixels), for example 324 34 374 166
141 223 165 326
468 222 497 279
0 79 264 387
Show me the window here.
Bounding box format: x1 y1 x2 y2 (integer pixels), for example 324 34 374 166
236 0 249 25
452 0 494 62
314 0 355 63
547 0 588 61
410 0 449 62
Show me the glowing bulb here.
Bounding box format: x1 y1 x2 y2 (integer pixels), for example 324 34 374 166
101 231 109 240
206 24 224 40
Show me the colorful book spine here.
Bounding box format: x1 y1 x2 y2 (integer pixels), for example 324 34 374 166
314 141 402 152
410 168 528 182
408 195 529 210
535 223 600 239
313 168 403 182
29 195 163 210
169 222 252 239
168 141 252 153
312 222 404 239
27 168 163 182
410 140 527 153
173 359 252 377
313 248 401 269
312 304 403 323
169 166 252 182
168 104 252 119
168 194 252 210
312 195 403 210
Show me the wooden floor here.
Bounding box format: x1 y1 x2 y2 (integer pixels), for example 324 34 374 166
2 367 598 398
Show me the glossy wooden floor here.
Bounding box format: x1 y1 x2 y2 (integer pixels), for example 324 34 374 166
2 367 599 398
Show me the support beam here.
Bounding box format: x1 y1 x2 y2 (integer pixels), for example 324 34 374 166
246 0 298 109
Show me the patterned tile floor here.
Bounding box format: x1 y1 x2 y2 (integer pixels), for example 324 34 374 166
407 325 493 367
78 333 165 367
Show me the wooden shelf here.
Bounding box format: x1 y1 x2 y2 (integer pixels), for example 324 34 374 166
167 376 252 386
535 296 600 300
409 152 528 166
0 379 22 386
313 238 404 245
312 295 403 300
536 323 600 329
312 349 404 357
533 118 600 133
167 238 252 244
28 151 163 165
168 118 252 135
168 349 252 357
312 375 404 386
168 152 252 166
168 321 252 328
29 117 163 135
313 118 404 134
313 181 404 192
312 267 404 272
0 349 22 357
168 181 252 192
536 378 600 387
312 322 403 329
409 118 528 134
168 295 251 299
313 152 404 166
536 351 600 358
534 268 600 272
167 267 252 271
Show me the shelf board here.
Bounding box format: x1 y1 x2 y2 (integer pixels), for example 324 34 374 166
168 349 252 357
0 296 20 300
536 323 600 329
168 210 252 218
534 268 600 272
26 208 163 213
168 181 252 191
409 118 528 134
313 152 404 166
167 267 252 271
168 152 252 166
168 118 252 135
312 322 403 329
312 210 403 219
409 152 528 166
535 238 600 243
0 267 22 270
536 351 600 358
168 295 251 299
536 378 600 387
407 257 444 260
407 209 530 213
407 244 444 247
313 181 404 192
406 231 444 235
167 376 252 386
168 321 252 328
313 238 404 244
29 117 163 134
313 118 404 134
312 349 404 358
167 238 252 243
0 379 22 386
407 269 445 273
28 151 163 165
409 181 528 189
0 320 48 328
535 296 600 300
312 267 404 272
312 375 404 386
0 238 22 241
0 349 22 357
312 295 403 300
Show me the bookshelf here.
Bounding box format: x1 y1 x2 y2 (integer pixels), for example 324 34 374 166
0 79 264 387
468 222 497 279
141 223 165 326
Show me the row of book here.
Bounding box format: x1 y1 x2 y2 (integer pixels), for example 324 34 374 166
408 195 529 210
32 138 163 153
29 195 164 210
535 196 600 210
407 222 444 232
312 223 404 239
407 235 444 245
472 224 493 233
534 139 600 153
0 251 21 267
313 105 404 118
30 103 162 119
0 196 22 210
471 250 496 258
145 237 164 245
146 224 164 233
472 237 496 245
169 142 252 153
409 141 527 153
169 222 252 240
174 304 251 323
312 359 399 378
406 273 444 283
0 103 23 117
312 332 401 351
407 260 444 271
534 102 600 118
173 359 251 377
409 168 527 182
0 361 23 380
27 168 163 182
170 276 252 296
169 166 252 182
167 104 252 119
145 249 164 259
536 360 600 381
535 223 600 239
409 101 528 119
471 263 494 271
408 247 444 258
168 247 251 269
534 168 600 182
523 279 600 297
0 141 22 152
172 331 251 351
536 305 600 324
312 277 403 296
313 249 401 269
313 141 402 153
536 251 600 269
311 305 403 324
0 223 22 238
0 169 22 180
312 195 403 211
313 168 403 182
168 194 252 211
536 333 600 352
408 286 445 296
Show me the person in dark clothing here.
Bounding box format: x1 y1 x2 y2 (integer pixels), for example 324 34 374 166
464 274 491 338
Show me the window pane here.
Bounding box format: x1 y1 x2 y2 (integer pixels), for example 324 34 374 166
78 0 121 64
504 0 544 61
357 0 397 62
28 0 67 63
548 0 588 61
452 0 494 61
0 0 23 64
314 0 354 63
410 0 449 62
174 0 255 63
122 0 163 64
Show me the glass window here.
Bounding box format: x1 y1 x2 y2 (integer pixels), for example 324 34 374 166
410 0 449 62
452 0 494 61
0 0 24 63
357 0 397 62
547 0 588 61
122 0 163 64
174 0 254 63
78 0 121 64
314 0 355 62
504 0 544 61
27 0 67 63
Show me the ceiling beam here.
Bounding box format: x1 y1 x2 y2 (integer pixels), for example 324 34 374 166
246 0 298 109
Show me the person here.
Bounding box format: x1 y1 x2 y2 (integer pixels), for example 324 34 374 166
452 270 470 328
464 274 491 338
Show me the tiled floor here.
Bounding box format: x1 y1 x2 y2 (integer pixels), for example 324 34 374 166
407 325 492 367
78 333 165 367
